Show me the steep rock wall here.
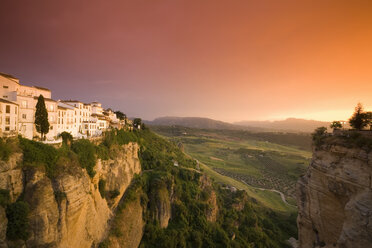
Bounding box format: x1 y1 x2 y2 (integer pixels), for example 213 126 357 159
0 142 141 248
297 143 372 248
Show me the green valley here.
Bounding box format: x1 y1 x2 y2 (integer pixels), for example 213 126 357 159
151 126 312 210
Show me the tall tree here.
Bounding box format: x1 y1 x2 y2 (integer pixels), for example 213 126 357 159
115 111 126 120
349 103 368 130
35 95 50 140
133 118 142 129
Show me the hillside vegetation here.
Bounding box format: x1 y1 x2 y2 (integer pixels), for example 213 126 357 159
0 129 298 247
151 125 311 207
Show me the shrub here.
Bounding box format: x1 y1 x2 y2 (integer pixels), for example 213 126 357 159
312 127 327 148
19 137 59 178
108 189 120 199
0 189 10 207
58 131 73 145
98 239 110 248
6 201 30 241
54 191 67 205
99 179 106 198
0 138 12 161
71 139 97 177
96 144 109 160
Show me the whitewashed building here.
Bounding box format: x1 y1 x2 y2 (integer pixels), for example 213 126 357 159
0 73 126 140
0 99 18 137
0 73 57 140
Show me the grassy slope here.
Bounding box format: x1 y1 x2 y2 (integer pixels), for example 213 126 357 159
151 126 311 212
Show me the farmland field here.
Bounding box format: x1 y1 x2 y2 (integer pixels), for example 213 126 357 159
151 125 312 210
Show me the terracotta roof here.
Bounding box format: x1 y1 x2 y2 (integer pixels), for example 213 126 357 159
0 98 18 105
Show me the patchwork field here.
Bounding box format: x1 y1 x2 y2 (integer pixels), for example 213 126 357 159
151 126 312 210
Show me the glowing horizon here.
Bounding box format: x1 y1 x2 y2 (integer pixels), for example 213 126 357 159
0 0 371 122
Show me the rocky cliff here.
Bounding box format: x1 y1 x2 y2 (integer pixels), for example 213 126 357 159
297 138 372 248
0 142 141 248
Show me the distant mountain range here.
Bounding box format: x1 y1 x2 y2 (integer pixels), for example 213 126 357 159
145 116 330 133
145 116 251 130
234 118 330 133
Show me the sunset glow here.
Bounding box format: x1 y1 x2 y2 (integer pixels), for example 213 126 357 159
0 0 371 122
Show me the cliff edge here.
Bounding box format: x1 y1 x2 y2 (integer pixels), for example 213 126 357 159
297 133 372 248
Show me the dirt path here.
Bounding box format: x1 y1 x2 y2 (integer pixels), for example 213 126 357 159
241 180 296 207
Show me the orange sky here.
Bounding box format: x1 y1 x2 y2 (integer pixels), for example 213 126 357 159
0 0 371 121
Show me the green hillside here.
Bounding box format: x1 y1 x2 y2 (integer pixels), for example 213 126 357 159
151 125 312 208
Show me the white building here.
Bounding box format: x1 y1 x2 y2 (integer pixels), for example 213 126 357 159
0 73 57 140
0 99 18 137
0 72 125 140
57 101 78 137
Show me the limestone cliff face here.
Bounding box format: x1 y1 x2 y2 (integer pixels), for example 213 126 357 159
149 181 172 228
200 175 218 222
108 193 145 248
0 142 141 248
297 142 372 248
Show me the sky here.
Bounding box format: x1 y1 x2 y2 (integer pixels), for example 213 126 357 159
0 0 371 122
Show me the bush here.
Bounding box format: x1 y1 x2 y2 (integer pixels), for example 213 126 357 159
19 137 59 178
58 131 73 145
99 179 106 198
0 189 10 207
54 191 67 205
6 201 30 241
312 127 327 148
108 189 120 199
98 239 110 248
0 138 13 161
71 139 97 177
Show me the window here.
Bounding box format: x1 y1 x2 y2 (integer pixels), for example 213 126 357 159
50 116 54 122
15 107 17 114
5 117 10 125
5 105 10 113
5 126 9 131
3 96 7 98
22 114 26 119
50 105 54 111
3 85 8 88
50 126 53 130
22 101 27 108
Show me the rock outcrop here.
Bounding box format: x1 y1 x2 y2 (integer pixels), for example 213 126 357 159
0 142 141 248
200 175 218 222
108 193 145 248
149 180 172 228
297 141 372 248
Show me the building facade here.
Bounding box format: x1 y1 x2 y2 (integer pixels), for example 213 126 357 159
0 73 124 140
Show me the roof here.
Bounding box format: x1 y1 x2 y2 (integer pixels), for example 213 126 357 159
58 106 68 110
62 100 83 103
33 86 51 92
91 113 105 117
0 72 18 80
0 98 18 105
58 101 77 109
33 96 56 102
0 72 20 84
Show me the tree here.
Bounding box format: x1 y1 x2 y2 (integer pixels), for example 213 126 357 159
349 103 368 130
35 95 50 140
115 111 126 120
58 131 73 146
133 118 142 129
330 121 342 130
366 112 372 130
312 127 327 147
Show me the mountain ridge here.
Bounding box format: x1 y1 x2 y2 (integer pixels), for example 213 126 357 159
146 116 330 133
